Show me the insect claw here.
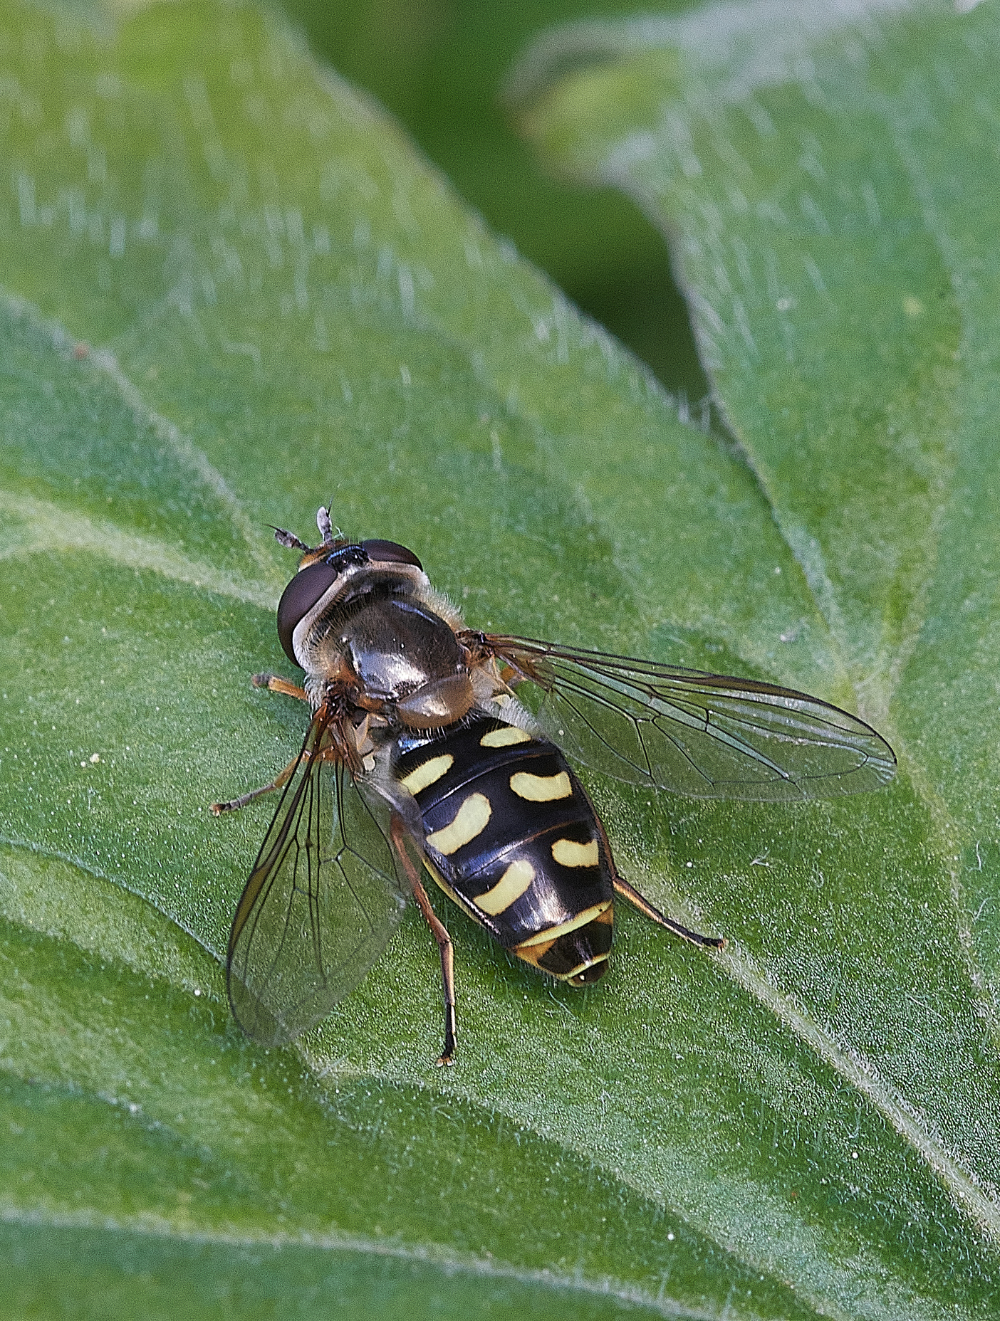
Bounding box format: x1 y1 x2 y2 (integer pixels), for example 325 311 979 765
435 1014 457 1066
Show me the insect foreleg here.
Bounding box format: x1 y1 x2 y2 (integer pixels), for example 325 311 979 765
612 875 725 950
390 813 457 1066
210 749 308 816
251 672 309 702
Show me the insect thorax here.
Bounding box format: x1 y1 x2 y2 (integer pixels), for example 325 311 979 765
301 580 476 729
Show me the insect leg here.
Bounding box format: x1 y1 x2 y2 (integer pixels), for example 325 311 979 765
211 678 315 814
251 672 309 702
390 813 457 1066
210 750 308 816
612 876 726 950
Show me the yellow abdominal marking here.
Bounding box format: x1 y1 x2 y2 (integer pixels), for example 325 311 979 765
509 770 572 802
425 793 492 855
480 725 533 748
400 753 454 795
551 838 599 868
474 859 536 915
517 901 612 948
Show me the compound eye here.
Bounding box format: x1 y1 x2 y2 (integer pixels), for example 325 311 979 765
276 560 339 666
360 539 423 571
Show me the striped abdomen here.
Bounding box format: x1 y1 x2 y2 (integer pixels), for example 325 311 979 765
393 716 615 984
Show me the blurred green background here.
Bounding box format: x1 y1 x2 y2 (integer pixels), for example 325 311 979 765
280 0 709 402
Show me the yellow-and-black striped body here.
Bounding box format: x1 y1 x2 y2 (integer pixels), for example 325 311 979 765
393 716 615 984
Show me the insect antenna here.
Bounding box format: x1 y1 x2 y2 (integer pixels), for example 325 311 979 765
268 524 310 552
317 506 337 545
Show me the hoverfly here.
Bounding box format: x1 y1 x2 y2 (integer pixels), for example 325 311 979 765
212 507 896 1063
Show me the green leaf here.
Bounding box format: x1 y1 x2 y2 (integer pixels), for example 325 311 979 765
1 0 997 1315
511 0 1000 1301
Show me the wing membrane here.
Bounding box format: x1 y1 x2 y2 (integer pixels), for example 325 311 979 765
481 636 896 801
227 709 406 1047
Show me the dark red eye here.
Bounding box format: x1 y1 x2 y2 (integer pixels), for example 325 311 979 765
361 539 422 570
275 540 422 666
276 560 339 666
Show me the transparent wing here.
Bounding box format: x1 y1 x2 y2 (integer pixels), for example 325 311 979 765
227 709 406 1047
476 635 896 801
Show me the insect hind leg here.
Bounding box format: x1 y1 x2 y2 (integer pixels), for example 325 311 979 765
390 814 457 1067
583 778 724 950
613 875 725 950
